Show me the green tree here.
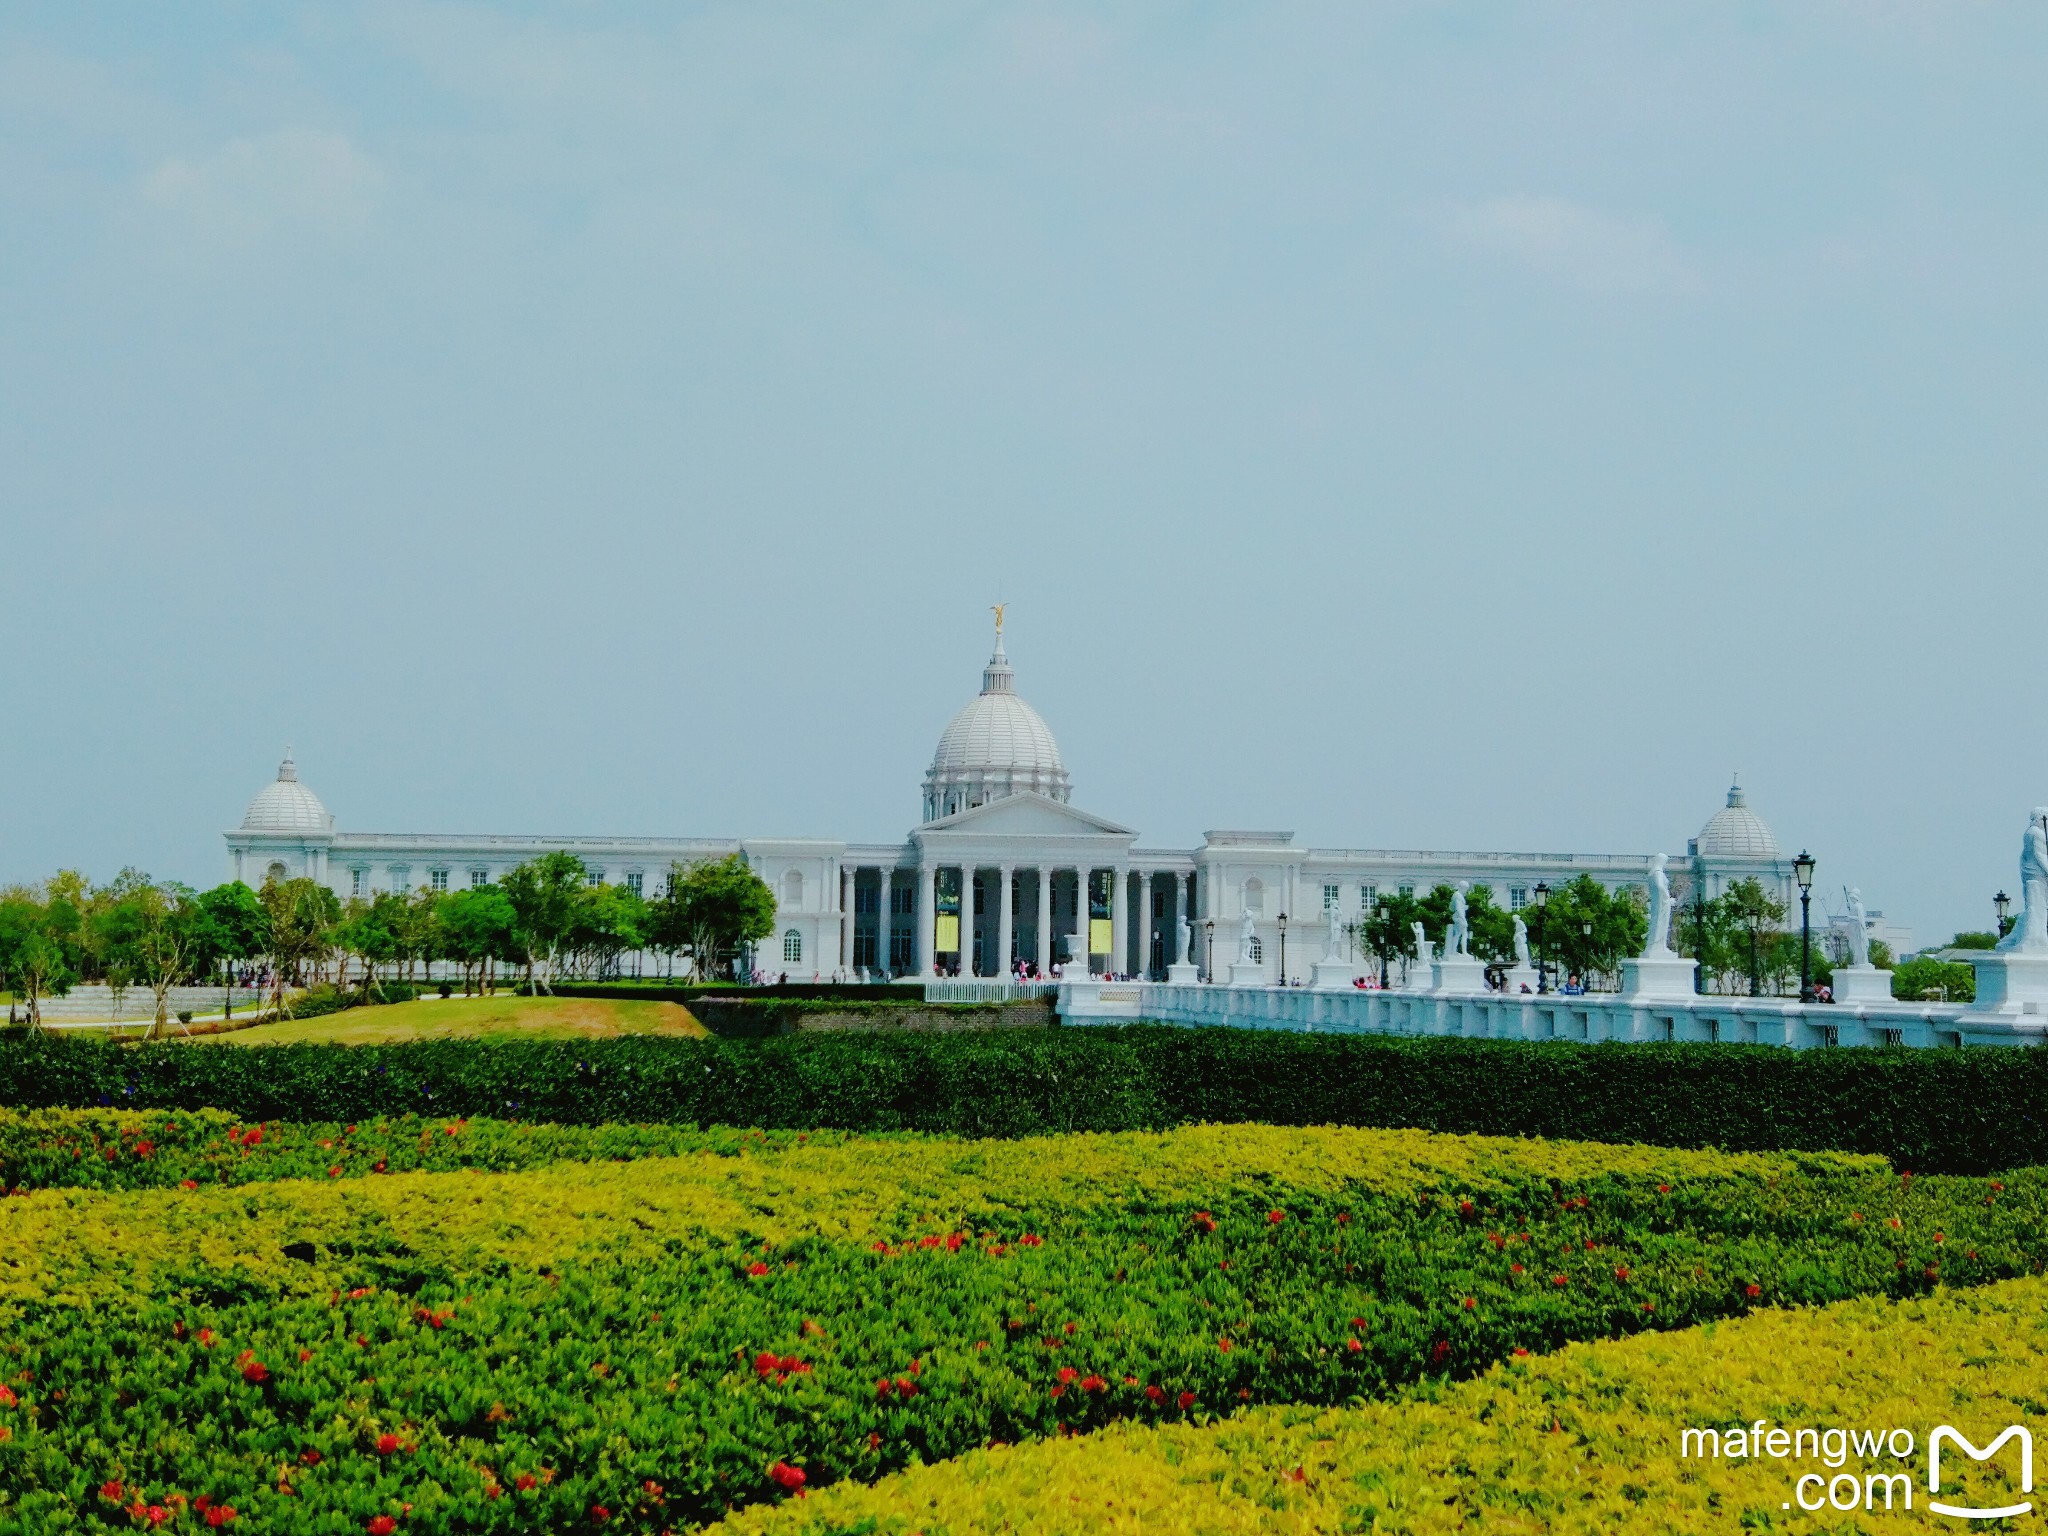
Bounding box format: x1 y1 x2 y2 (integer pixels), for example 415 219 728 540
667 855 776 982
501 852 588 992
1358 889 1426 984
198 882 269 981
260 877 340 1013
0 888 81 1029
565 882 648 979
439 886 518 994
1950 931 1999 951
335 893 406 997
94 879 209 1039
1722 877 1787 997
1892 956 1976 1003
1531 876 1647 990
1463 884 1516 964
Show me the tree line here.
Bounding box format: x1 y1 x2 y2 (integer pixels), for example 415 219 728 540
0 853 776 1035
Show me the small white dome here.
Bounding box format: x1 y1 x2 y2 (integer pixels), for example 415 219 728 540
923 635 1069 821
1695 780 1779 859
240 751 333 834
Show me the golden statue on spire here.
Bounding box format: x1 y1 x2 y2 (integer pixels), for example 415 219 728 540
991 602 1005 638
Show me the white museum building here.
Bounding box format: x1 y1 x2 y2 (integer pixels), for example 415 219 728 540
226 626 1832 982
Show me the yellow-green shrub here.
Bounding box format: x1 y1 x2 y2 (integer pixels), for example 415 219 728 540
716 1274 2048 1535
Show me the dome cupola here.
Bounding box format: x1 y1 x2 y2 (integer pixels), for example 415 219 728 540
922 622 1069 822
1693 779 1779 859
240 750 334 834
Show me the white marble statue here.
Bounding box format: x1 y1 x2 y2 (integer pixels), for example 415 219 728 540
1844 886 1871 968
1997 807 2048 954
1642 852 1674 959
1239 906 1258 964
1448 883 1470 957
1412 920 1433 965
1324 900 1344 961
1513 915 1531 968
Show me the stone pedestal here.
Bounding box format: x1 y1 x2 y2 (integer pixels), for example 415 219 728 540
1619 954 1698 1001
1227 960 1269 988
1311 960 1359 991
1503 964 1540 996
1832 965 1894 1004
1166 960 1201 984
1432 955 1489 994
1964 952 2048 1017
1402 958 1435 993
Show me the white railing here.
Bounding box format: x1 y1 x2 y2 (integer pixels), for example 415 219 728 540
1056 979 2029 1049
924 980 1060 1005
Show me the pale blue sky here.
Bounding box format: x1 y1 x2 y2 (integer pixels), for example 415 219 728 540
3 4 2043 942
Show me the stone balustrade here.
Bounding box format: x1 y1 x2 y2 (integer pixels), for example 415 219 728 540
1057 978 2037 1050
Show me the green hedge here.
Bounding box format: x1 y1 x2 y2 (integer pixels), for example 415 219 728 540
1 1026 2043 1172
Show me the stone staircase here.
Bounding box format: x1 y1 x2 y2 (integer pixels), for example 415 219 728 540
18 984 274 1023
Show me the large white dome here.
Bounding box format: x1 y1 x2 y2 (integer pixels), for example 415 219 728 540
1695 780 1779 858
922 635 1069 821
240 752 333 834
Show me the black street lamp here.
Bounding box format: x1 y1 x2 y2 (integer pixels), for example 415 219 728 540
1793 850 1817 1002
1692 866 1709 995
1532 882 1550 993
1581 920 1592 990
1203 918 1216 983
1277 912 1288 986
1376 904 1391 989
1996 890 2014 940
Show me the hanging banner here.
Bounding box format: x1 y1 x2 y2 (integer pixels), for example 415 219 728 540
935 915 960 953
1090 918 1113 955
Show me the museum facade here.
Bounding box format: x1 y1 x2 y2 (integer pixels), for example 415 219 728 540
225 627 1800 982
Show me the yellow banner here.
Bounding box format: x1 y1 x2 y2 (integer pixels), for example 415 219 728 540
1090 918 1112 956
936 915 960 953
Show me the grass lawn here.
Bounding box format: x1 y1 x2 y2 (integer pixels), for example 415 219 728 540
200 992 707 1046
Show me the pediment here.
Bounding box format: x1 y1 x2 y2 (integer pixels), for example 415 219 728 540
918 792 1133 841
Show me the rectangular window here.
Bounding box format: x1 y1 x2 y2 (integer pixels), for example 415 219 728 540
470 869 489 889
351 869 367 898
1323 883 1340 912
1509 885 1528 912
586 869 604 887
1398 883 1414 899
625 871 643 896
1360 884 1377 912
429 869 449 893
388 865 410 891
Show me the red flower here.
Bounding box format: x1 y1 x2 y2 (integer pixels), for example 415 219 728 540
514 1475 537 1492
1458 1200 1474 1218
367 1519 397 1536
0 1386 14 1407
1656 1183 1671 1193
179 1180 199 1191
1461 1297 1475 1310
1614 1267 1630 1282
100 1481 123 1502
198 1328 216 1346
1177 1391 1197 1410
746 1262 770 1277
1080 1375 1107 1393
145 1507 169 1527
240 1359 270 1385
755 1352 779 1377
328 1167 342 1179
1551 1275 1567 1288
589 1507 610 1524
301 1450 322 1466
375 1433 400 1455
1430 1340 1451 1367
768 1461 806 1490
1192 1210 1217 1233
1345 1338 1363 1354
1512 1347 1530 1358
241 1127 263 1147
1336 1212 1351 1225
945 1232 965 1252
1217 1338 1232 1353
1267 1210 1285 1225
1744 1283 1761 1299
1144 1385 1165 1403
1057 1366 1078 1384
1511 1263 1524 1274
1019 1233 1042 1247
205 1506 238 1527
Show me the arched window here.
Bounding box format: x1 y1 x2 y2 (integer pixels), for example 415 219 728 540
266 861 288 884
782 929 803 963
781 870 804 908
1243 877 1265 915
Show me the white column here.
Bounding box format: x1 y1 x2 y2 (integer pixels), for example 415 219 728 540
1035 868 1052 974
1172 873 1188 968
961 865 979 977
1073 867 1092 973
876 868 893 978
918 861 936 977
1111 864 1129 979
998 864 1015 979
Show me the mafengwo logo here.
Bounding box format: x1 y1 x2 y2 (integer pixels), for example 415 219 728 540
1678 1420 2032 1518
